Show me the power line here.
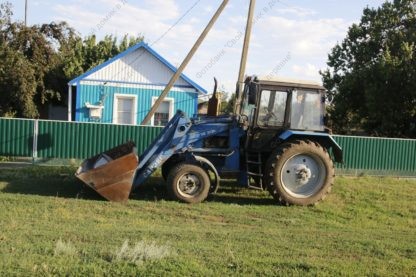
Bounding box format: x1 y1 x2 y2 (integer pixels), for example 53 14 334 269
107 0 202 82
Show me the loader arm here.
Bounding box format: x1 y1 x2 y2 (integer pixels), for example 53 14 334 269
132 111 234 189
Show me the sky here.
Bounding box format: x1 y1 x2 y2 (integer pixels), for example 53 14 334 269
11 0 386 93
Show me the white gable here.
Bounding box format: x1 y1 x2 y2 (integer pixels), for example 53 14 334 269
87 48 190 87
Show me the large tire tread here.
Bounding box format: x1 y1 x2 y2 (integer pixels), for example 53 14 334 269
264 140 334 206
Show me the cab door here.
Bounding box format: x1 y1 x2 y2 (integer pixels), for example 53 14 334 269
247 88 290 151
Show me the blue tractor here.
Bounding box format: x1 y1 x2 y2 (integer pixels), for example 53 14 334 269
76 0 342 205
76 76 342 206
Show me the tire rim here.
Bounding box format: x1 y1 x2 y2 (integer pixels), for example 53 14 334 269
280 153 326 198
176 173 202 198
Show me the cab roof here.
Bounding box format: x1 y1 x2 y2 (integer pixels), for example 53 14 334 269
253 76 325 91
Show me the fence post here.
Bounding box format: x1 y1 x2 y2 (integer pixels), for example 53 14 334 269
32 119 38 164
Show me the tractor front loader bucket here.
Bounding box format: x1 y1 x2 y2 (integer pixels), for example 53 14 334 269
75 142 138 202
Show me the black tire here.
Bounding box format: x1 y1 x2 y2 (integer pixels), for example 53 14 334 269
162 156 183 181
167 163 210 204
161 161 172 181
264 140 334 206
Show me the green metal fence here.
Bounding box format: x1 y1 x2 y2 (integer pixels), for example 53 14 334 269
333 135 416 176
0 118 162 160
1 118 415 176
0 118 34 157
37 120 161 159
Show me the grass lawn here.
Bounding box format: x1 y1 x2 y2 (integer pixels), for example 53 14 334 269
0 165 415 276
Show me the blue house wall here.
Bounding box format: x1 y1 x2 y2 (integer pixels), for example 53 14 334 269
68 42 206 124
75 84 198 124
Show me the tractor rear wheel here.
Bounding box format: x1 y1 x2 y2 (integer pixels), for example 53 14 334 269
167 163 210 204
264 140 334 206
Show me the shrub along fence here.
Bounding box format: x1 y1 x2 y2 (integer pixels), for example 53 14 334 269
1 117 415 176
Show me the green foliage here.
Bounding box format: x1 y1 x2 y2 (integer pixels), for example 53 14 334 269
0 166 415 275
0 46 38 117
76 34 143 75
0 156 10 161
0 2 12 28
221 92 236 114
322 0 416 137
0 2 143 119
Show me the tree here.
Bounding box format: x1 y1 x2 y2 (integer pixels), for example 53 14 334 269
0 19 72 117
79 34 143 74
0 46 37 117
321 0 416 137
221 92 236 114
0 2 143 118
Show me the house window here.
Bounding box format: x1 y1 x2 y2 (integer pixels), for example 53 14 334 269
151 97 174 126
113 94 137 125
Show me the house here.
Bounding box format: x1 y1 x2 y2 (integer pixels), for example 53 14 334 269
68 42 207 126
197 100 208 115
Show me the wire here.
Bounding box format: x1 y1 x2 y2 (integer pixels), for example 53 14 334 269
105 0 203 83
151 1 202 46
100 0 305 87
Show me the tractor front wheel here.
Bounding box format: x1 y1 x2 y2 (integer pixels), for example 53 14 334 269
167 163 210 204
264 140 334 206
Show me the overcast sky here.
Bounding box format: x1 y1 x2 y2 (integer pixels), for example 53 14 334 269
12 0 386 93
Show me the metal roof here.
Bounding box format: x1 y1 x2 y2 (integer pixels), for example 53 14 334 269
68 42 207 94
255 76 325 90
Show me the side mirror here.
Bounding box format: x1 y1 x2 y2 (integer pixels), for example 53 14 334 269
248 84 256 105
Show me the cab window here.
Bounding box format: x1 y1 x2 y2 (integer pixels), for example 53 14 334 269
290 90 324 131
257 90 287 127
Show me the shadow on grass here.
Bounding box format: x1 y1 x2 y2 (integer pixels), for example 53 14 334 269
0 166 104 201
132 181 277 206
207 180 277 206
208 194 277 206
0 166 166 202
0 166 277 206
133 178 277 206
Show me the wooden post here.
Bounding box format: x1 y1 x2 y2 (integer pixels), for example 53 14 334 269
234 0 256 115
141 0 229 125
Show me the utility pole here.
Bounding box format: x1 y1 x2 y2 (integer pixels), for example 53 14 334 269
25 0 28 26
140 0 229 125
234 0 256 114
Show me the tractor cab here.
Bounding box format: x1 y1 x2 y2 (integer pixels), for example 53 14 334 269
240 76 327 151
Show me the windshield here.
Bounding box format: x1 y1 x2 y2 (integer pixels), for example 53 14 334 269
257 90 287 127
290 90 324 131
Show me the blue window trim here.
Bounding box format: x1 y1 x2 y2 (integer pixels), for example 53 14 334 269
68 42 207 94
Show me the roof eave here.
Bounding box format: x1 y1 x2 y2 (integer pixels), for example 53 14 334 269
68 42 148 86
68 42 207 94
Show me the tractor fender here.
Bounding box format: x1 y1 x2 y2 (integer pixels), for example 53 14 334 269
279 130 343 163
193 155 221 193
